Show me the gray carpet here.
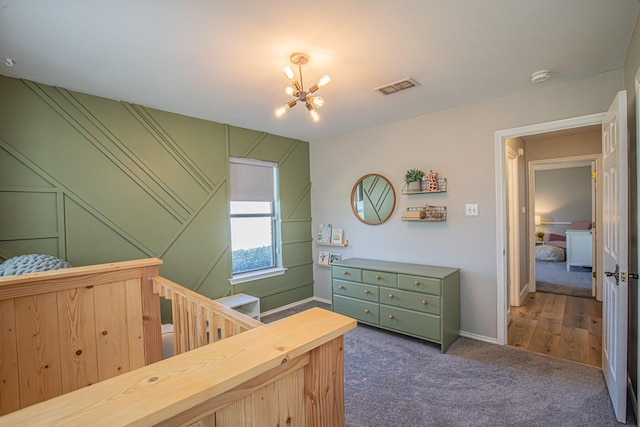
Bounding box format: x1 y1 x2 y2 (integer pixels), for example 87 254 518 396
536 259 592 288
263 301 635 426
536 259 593 297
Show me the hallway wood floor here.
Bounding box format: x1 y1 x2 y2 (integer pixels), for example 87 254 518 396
508 292 602 367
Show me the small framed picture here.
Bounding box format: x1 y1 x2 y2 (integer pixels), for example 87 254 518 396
318 224 332 243
318 251 330 265
331 228 343 244
330 253 341 263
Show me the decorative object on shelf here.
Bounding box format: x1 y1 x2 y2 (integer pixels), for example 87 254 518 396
535 231 545 242
402 176 447 194
351 174 396 225
422 170 439 192
331 228 344 244
330 253 341 263
318 251 330 265
273 52 331 123
318 223 332 243
404 168 425 192
402 205 447 221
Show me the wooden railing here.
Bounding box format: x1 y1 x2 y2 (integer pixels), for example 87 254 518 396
0 258 265 416
151 275 263 355
0 258 164 415
0 307 357 426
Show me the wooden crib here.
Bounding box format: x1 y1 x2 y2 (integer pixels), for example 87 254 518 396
0 258 355 426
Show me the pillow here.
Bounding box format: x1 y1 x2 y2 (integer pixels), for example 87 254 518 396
569 220 592 230
0 254 72 276
546 233 565 242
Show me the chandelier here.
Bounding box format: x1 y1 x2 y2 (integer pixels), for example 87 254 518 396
274 53 331 123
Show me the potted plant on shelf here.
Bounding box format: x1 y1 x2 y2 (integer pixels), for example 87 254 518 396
405 168 425 191
535 231 545 242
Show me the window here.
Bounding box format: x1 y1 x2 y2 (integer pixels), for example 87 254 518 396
229 158 281 278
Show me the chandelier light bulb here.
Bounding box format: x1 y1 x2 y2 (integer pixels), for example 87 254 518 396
309 109 320 122
283 66 295 80
317 74 331 87
285 86 295 96
310 96 325 108
274 105 288 119
274 99 297 119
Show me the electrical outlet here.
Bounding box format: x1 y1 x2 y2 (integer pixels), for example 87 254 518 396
465 204 479 216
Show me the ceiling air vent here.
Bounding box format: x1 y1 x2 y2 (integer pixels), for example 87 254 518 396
374 78 420 95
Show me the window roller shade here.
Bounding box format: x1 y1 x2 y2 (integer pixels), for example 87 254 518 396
229 161 275 202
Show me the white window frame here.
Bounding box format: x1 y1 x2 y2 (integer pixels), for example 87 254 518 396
228 158 286 285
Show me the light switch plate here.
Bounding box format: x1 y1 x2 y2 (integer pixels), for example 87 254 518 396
465 204 479 216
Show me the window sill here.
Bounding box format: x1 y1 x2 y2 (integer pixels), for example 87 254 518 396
229 267 287 285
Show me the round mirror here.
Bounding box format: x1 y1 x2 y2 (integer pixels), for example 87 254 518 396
351 174 396 225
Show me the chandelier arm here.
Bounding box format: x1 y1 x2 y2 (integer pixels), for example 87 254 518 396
298 63 304 91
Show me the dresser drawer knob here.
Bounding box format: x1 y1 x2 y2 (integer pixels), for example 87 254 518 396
343 271 349 275
376 275 381 280
364 289 370 294
339 285 345 289
388 294 394 298
388 314 395 319
422 300 428 305
414 280 421 286
364 308 370 314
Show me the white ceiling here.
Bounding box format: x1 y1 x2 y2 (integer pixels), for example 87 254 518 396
1 1 638 143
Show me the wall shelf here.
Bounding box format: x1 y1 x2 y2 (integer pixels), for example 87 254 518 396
401 206 447 222
315 240 348 247
401 177 447 194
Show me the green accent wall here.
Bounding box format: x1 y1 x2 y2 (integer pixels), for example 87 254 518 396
0 75 313 310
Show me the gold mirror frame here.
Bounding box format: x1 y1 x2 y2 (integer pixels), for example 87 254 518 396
350 174 396 225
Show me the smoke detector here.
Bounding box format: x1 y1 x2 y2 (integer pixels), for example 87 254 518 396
531 70 551 83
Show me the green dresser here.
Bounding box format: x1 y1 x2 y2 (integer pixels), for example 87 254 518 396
331 258 460 352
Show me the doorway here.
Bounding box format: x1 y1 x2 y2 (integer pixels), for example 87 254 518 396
505 128 602 366
529 157 599 300
494 113 605 346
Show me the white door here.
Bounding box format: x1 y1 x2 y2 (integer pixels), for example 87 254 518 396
602 90 628 423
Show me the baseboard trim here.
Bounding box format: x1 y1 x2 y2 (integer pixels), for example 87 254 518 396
518 282 529 305
459 330 498 345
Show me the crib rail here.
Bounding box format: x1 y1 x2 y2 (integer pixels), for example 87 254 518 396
0 308 357 427
0 258 164 415
151 276 263 356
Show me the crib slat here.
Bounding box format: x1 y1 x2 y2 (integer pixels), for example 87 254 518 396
94 282 130 381
125 279 145 370
0 298 20 415
15 293 62 408
56 287 98 394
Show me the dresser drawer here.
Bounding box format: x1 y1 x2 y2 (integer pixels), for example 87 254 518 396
380 306 440 342
362 270 397 288
333 295 379 324
381 288 441 315
398 274 441 295
333 279 379 302
332 266 362 282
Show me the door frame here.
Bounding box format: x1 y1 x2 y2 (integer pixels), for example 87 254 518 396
494 113 605 345
506 146 522 307
527 155 601 299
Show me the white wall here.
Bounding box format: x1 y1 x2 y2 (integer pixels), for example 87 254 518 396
310 69 623 341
